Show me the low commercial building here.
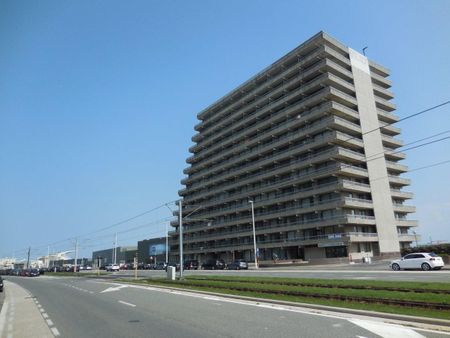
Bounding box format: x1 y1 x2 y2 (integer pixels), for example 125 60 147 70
92 246 137 267
137 237 167 264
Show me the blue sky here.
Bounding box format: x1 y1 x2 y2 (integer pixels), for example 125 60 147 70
1 1 449 260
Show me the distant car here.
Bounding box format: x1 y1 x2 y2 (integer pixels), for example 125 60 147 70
155 262 167 270
227 259 248 270
201 259 225 270
84 265 93 270
0 277 4 292
184 260 199 270
390 252 444 271
29 269 40 277
105 264 120 272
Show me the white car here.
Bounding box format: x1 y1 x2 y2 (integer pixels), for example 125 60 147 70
105 264 120 272
390 252 444 271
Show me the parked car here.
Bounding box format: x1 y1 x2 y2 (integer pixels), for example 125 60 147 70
0 277 4 292
155 262 167 270
390 252 444 271
29 269 40 277
105 264 120 272
184 260 199 270
201 259 225 270
227 259 248 270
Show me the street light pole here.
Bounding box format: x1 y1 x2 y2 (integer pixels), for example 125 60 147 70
74 238 78 273
165 223 169 264
249 200 258 269
178 199 184 278
113 233 118 265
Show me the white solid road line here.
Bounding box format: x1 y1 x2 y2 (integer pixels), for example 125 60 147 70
118 300 137 308
349 319 426 338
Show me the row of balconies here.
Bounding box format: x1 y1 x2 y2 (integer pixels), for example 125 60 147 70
170 217 417 255
177 196 374 237
183 162 369 207
178 200 376 244
184 114 366 193
170 213 377 242
186 128 367 194
178 173 411 235
195 42 329 130
190 63 354 157
186 98 361 177
181 144 365 199
192 57 343 149
195 40 352 134
177 177 376 222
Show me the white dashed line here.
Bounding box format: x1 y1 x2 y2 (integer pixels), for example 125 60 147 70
51 327 61 336
118 300 136 308
46 319 54 326
42 313 49 319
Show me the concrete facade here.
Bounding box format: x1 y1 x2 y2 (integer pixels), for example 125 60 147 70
170 32 417 264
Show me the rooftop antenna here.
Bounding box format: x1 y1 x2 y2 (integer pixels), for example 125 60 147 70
362 46 368 56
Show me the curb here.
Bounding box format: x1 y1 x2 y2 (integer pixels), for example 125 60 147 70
116 279 450 332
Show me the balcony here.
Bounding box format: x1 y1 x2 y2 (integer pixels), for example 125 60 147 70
395 219 418 227
377 110 399 124
386 161 408 173
393 204 416 213
398 233 421 242
390 189 414 199
388 175 411 186
382 134 404 148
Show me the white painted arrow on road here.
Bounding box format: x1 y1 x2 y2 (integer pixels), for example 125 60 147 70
100 285 128 293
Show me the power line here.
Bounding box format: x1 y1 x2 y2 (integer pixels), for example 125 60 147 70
370 159 450 182
341 100 450 144
365 136 450 164
365 129 450 161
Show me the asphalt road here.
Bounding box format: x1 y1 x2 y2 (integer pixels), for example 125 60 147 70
3 276 448 338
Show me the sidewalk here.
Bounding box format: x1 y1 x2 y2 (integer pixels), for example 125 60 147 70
0 280 55 338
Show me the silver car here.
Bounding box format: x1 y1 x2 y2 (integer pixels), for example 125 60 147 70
390 252 444 271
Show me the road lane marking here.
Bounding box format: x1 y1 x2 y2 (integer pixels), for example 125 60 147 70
101 285 128 293
51 327 61 336
349 319 426 338
46 319 54 326
118 300 136 308
42 313 49 319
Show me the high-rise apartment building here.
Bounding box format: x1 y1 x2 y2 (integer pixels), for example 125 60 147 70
170 32 417 264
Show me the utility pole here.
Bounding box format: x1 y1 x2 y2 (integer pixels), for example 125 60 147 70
47 246 50 268
179 199 184 279
26 247 31 269
165 223 169 264
249 200 258 269
113 233 118 265
74 238 78 273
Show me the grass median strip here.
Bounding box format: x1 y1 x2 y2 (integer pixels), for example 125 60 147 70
120 276 450 320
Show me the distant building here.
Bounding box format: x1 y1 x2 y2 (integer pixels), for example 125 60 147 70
137 237 167 264
92 246 137 267
171 31 416 264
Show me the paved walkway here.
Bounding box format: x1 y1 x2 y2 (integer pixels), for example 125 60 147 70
0 280 55 338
